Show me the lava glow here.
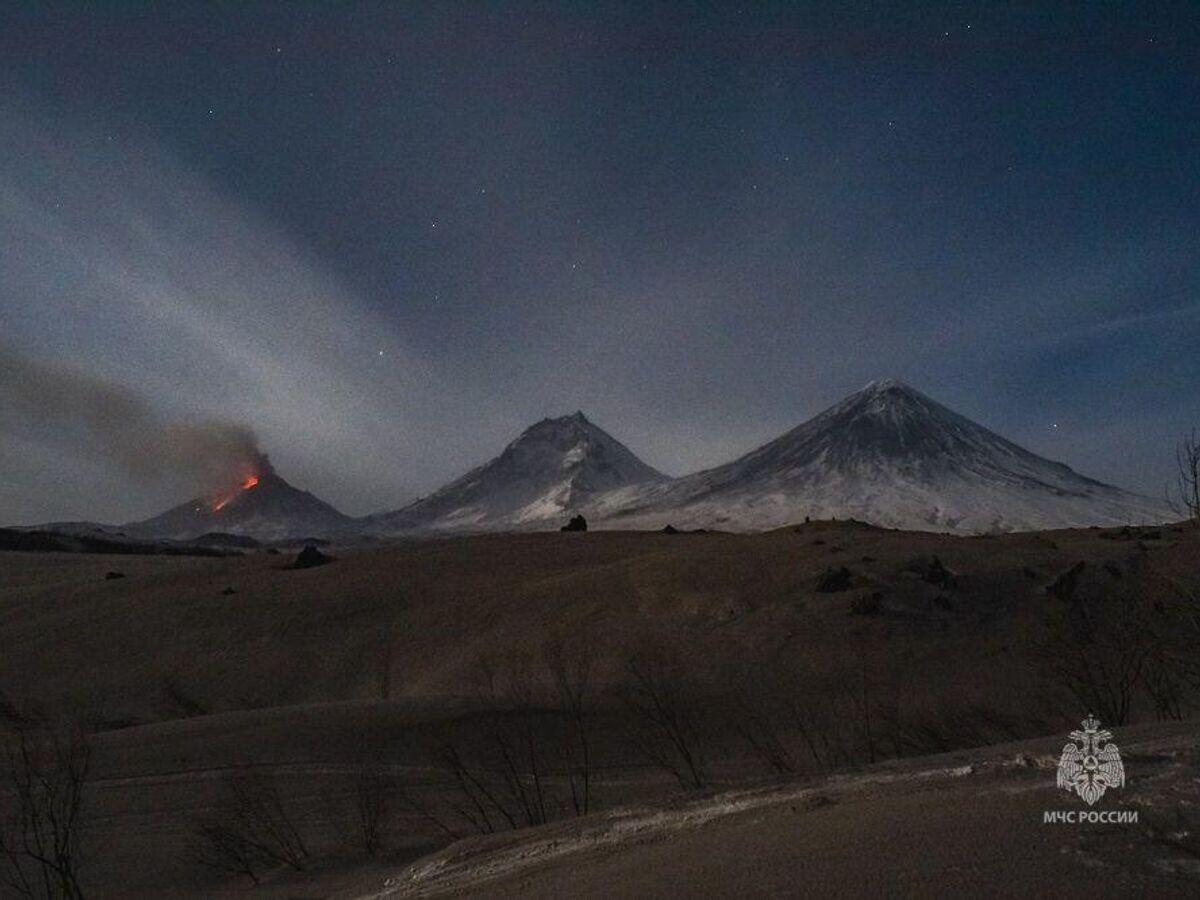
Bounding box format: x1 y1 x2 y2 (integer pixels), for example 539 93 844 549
211 474 260 512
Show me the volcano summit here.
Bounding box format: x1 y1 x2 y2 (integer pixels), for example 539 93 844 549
602 380 1172 534
366 411 666 535
123 457 352 541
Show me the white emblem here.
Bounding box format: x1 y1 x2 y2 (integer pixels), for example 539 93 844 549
1056 715 1124 806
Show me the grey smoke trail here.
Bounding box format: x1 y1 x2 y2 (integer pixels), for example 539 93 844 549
0 342 266 493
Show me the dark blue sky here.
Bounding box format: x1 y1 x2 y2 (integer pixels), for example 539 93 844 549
2 2 1198 521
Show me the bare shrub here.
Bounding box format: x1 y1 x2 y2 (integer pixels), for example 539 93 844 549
543 637 594 815
353 764 394 857
726 690 796 775
190 772 308 884
0 726 91 900
1041 572 1200 725
1170 429 1200 526
400 718 552 840
438 739 519 833
713 654 798 776
188 821 265 886
404 644 598 839
394 784 461 842
619 651 710 790
786 693 853 771
1041 594 1158 725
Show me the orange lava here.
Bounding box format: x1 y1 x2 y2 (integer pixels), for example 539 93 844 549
212 474 261 512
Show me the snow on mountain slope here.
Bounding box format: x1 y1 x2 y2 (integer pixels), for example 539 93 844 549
367 412 665 534
599 379 1172 534
123 457 353 541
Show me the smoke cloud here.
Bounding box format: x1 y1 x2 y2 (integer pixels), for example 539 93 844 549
0 107 442 523
0 342 267 495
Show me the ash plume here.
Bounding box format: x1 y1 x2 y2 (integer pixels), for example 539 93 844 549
0 342 267 493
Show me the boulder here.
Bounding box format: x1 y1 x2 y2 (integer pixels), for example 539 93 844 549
291 545 334 569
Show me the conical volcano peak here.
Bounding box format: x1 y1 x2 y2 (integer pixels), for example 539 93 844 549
554 409 591 427
527 410 593 435
369 411 664 534
828 379 944 430
123 458 351 541
604 380 1171 534
850 379 932 409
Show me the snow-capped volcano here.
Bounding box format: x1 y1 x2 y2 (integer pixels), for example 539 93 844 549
601 379 1172 534
123 457 353 541
367 412 665 534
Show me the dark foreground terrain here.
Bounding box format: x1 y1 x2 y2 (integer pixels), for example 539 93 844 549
366 722 1200 900
1 521 1197 897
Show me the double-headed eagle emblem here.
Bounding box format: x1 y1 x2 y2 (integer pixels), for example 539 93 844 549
1056 715 1124 806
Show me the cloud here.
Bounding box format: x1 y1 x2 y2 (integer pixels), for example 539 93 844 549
0 341 265 492
0 107 442 521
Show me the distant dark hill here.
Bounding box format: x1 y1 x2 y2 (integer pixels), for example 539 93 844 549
0 527 229 557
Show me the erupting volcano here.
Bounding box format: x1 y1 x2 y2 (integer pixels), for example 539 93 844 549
212 474 261 512
124 455 353 542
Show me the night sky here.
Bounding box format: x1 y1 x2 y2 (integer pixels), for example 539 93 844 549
2 2 1198 523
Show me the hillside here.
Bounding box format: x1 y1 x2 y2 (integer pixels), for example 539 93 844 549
367 412 665 534
122 459 354 541
360 722 1200 900
1 521 1197 897
600 380 1171 534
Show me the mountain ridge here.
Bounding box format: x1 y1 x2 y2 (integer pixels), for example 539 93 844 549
598 379 1170 534
112 382 1173 540
366 411 666 534
123 458 354 541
